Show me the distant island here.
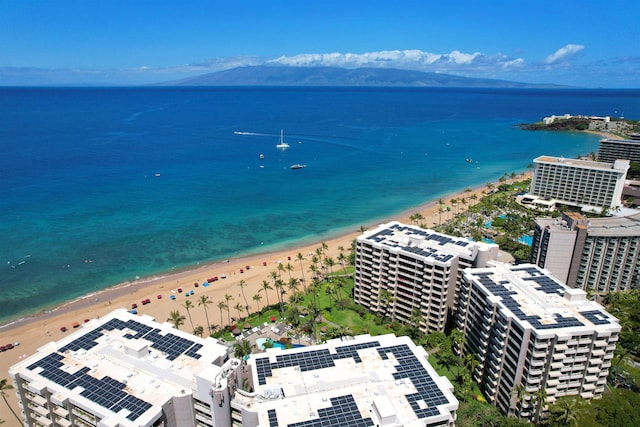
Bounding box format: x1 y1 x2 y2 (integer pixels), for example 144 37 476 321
159 65 568 88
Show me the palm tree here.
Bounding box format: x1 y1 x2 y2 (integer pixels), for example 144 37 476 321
511 383 527 416
285 262 294 281
274 278 286 319
409 212 424 224
233 338 254 361
252 293 263 314
324 256 335 277
224 294 234 325
167 310 185 330
1 378 23 426
198 295 213 333
379 289 395 321
287 277 299 296
450 328 466 355
308 264 319 283
463 353 480 377
337 250 347 274
450 198 458 215
533 387 547 424
234 302 245 320
438 198 445 225
238 279 251 316
193 325 204 337
183 300 195 331
260 280 272 310
217 301 228 328
409 307 424 328
334 276 346 302
296 252 306 289
548 397 580 427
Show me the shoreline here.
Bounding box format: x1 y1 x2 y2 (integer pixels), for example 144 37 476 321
0 204 432 333
0 170 526 422
0 183 471 333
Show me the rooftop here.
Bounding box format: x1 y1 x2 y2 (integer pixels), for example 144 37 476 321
465 263 620 335
536 212 640 237
359 221 495 263
11 309 228 426
243 334 458 427
534 155 628 171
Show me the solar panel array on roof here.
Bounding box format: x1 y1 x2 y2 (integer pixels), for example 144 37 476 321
260 341 452 425
287 395 374 427
366 223 471 252
472 271 584 330
59 329 103 352
268 409 279 427
23 315 210 422
98 318 202 361
255 341 381 385
522 275 565 296
27 352 152 421
580 310 613 325
367 228 394 243
377 344 450 419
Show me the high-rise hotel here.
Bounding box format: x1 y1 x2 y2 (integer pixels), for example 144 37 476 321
530 212 640 292
526 156 629 211
598 137 640 164
354 221 498 333
455 263 620 421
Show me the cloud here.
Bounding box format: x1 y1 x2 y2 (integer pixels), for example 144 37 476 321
264 49 522 75
545 44 585 64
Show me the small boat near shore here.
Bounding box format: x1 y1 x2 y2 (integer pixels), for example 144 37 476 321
290 164 306 170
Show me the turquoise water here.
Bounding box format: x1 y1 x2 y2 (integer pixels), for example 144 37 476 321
1 87 637 323
519 236 533 246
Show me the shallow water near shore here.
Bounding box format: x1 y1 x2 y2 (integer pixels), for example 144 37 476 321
1 87 638 323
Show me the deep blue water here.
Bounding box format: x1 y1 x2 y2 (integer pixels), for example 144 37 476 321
1 87 639 323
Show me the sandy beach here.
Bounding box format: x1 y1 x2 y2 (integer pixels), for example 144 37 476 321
0 172 528 422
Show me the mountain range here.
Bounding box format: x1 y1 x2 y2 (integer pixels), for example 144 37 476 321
162 65 567 88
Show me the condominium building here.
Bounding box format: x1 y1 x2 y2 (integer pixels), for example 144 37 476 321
9 309 237 427
9 310 458 427
527 156 629 211
530 212 640 292
233 333 458 427
354 221 498 333
598 138 640 164
455 263 620 421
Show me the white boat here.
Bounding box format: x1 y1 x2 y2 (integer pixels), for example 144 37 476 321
276 129 290 149
290 164 306 170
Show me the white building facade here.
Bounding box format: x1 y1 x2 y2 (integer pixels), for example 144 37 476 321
354 221 498 333
455 264 620 421
528 156 629 211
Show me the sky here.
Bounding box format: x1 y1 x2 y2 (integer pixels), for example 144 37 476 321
1 0 639 87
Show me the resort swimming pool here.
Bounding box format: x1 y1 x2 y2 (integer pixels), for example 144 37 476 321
256 338 305 350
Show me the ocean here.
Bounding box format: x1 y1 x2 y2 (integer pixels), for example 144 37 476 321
1 87 638 323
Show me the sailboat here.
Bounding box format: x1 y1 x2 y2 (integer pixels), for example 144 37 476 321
276 129 290 149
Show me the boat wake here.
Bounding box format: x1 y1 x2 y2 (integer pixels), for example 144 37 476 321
234 131 267 136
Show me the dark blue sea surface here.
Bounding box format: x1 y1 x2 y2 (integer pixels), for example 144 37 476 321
1 87 638 323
